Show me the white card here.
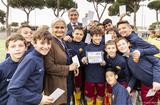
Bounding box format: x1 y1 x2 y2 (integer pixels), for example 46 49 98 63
146 89 156 97
87 51 103 64
72 55 80 67
82 17 88 27
87 10 94 21
119 5 126 16
85 33 91 44
50 88 65 102
105 34 112 43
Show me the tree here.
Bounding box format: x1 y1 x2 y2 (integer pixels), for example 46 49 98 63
0 9 5 24
10 22 18 27
87 0 114 22
148 0 160 29
108 0 145 29
9 0 45 25
1 0 10 36
45 0 77 17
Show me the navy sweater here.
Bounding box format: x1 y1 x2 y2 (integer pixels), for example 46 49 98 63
105 54 131 83
0 57 19 105
82 43 105 83
7 49 44 105
127 54 160 87
112 82 133 105
126 32 159 56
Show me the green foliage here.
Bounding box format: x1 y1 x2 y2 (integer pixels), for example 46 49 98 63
10 22 18 27
148 0 160 11
45 0 77 10
108 0 143 16
9 0 45 9
87 0 114 3
0 10 6 24
149 22 160 29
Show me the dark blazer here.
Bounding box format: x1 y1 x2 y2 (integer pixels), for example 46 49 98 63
67 22 82 36
44 37 69 105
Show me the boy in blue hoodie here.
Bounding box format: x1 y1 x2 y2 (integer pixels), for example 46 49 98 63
117 20 159 63
0 34 27 105
116 37 160 105
105 67 133 105
81 26 106 105
7 31 54 105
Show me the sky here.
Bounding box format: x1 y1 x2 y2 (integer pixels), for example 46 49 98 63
0 0 159 29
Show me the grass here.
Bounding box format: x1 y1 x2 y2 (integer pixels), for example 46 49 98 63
0 38 6 62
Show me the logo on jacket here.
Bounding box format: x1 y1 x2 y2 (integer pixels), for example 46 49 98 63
79 48 83 53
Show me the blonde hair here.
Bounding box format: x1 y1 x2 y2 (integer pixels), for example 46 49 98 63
51 18 67 29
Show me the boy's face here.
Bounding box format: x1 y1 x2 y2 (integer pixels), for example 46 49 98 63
21 27 33 43
105 44 117 58
34 39 51 55
116 39 130 54
7 40 26 62
108 30 117 41
72 29 84 42
118 23 132 37
68 11 79 24
52 21 66 39
104 23 113 31
106 71 117 86
91 34 102 45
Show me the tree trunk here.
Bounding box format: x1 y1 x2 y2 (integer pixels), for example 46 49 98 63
57 0 60 17
2 0 10 36
26 13 29 25
133 1 137 30
156 10 159 29
6 0 10 36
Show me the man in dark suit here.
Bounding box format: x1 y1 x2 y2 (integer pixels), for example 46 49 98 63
64 8 82 42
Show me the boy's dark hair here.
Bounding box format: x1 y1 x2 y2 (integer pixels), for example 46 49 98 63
105 40 116 47
106 67 119 75
103 18 112 25
90 26 103 36
5 34 27 49
74 25 84 32
107 28 121 37
17 25 32 34
117 20 130 28
33 31 52 44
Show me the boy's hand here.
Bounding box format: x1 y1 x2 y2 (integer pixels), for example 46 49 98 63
126 87 131 93
40 95 54 105
152 82 160 91
69 63 78 71
132 50 140 63
100 60 106 66
81 57 88 64
74 69 79 76
63 36 72 42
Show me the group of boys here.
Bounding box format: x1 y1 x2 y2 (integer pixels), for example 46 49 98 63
0 7 160 105
65 8 160 105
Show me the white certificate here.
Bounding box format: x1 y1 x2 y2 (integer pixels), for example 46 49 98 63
105 34 112 43
119 5 126 16
146 89 156 97
50 88 65 102
72 55 80 67
87 51 103 64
